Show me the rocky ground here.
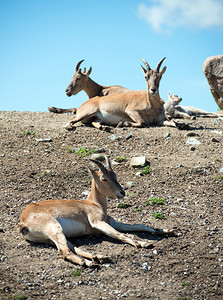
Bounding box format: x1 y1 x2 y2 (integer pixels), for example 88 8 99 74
0 111 222 299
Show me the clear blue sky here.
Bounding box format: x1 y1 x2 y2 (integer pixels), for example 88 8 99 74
1 0 223 112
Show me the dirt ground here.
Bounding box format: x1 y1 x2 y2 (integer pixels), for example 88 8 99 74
0 111 222 299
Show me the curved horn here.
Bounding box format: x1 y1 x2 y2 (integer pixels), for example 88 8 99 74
141 58 151 71
76 59 84 72
156 57 166 72
89 158 107 173
104 156 112 170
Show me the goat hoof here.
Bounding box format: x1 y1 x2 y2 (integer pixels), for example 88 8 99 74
141 241 154 248
64 122 76 131
167 228 181 237
48 107 62 113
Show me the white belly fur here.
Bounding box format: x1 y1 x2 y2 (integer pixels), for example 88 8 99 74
96 111 126 125
57 217 91 237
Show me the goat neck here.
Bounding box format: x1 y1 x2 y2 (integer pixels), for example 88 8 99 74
85 77 104 98
86 176 108 214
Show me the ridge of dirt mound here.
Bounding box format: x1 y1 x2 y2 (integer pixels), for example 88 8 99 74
0 111 222 299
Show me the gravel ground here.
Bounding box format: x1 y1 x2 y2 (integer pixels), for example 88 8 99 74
0 111 222 299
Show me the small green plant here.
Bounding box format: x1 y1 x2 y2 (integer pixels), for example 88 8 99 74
17 293 27 300
75 147 96 158
141 165 150 174
183 297 188 300
181 282 189 286
216 176 223 180
42 171 47 175
67 147 75 153
20 131 36 135
146 198 166 206
135 208 142 212
152 212 165 219
72 269 82 277
117 203 132 209
114 156 127 163
215 158 221 162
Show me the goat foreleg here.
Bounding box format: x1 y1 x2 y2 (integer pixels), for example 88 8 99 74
90 220 153 248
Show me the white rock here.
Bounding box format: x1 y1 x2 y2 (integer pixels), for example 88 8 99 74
130 156 147 167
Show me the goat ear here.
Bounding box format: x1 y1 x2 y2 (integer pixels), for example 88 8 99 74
88 167 96 178
160 66 167 76
82 67 86 73
86 67 92 76
141 65 147 74
168 91 171 97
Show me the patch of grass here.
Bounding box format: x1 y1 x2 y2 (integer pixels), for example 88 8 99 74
215 158 221 162
67 147 75 153
117 203 132 209
183 297 188 300
20 131 36 135
146 197 166 206
216 176 223 180
135 208 142 212
181 282 189 286
17 294 27 300
152 212 165 219
75 147 96 158
72 269 82 277
141 165 150 174
114 156 127 163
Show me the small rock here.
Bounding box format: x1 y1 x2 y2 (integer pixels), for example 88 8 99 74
210 247 220 254
109 134 120 141
186 137 201 145
141 262 151 271
164 132 171 138
211 137 220 143
135 171 144 176
219 168 223 173
211 130 222 135
127 181 136 188
130 156 147 167
36 138 52 142
82 190 90 197
111 160 120 165
190 146 196 151
177 164 183 168
186 132 197 137
125 133 132 140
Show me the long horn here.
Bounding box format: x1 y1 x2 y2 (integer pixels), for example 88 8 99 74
156 57 166 72
104 156 112 170
76 59 84 71
89 158 107 173
141 58 151 71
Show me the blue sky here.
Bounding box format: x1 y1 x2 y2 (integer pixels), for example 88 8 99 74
1 0 223 112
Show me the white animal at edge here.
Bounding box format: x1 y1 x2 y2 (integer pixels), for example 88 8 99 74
164 92 220 120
